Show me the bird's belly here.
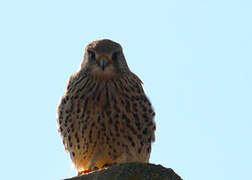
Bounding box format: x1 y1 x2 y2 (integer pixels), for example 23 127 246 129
59 80 155 171
66 100 151 170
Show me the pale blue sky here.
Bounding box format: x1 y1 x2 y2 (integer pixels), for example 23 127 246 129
0 1 251 180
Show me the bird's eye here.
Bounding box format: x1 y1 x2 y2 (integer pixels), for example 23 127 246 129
88 50 96 60
112 52 119 61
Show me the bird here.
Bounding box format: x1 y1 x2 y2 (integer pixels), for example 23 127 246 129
57 39 156 175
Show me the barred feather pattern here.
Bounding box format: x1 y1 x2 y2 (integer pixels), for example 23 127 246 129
57 71 155 172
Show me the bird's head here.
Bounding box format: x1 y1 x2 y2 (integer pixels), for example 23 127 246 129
80 39 130 80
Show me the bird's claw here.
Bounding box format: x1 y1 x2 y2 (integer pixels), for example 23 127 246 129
78 168 92 175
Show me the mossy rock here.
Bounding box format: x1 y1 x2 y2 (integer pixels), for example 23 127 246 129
65 162 182 180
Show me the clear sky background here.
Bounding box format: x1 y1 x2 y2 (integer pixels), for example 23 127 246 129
0 1 251 180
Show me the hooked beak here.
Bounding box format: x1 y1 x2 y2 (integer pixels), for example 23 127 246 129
98 56 110 70
100 59 107 70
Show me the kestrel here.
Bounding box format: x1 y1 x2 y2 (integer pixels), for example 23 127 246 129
57 39 156 175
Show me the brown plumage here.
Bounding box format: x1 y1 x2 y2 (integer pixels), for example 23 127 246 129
57 39 156 175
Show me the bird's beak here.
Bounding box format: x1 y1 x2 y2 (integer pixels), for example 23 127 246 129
100 59 107 70
98 55 110 70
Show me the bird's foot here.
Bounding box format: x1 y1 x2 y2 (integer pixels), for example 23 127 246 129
78 164 116 175
78 168 92 176
78 166 100 176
